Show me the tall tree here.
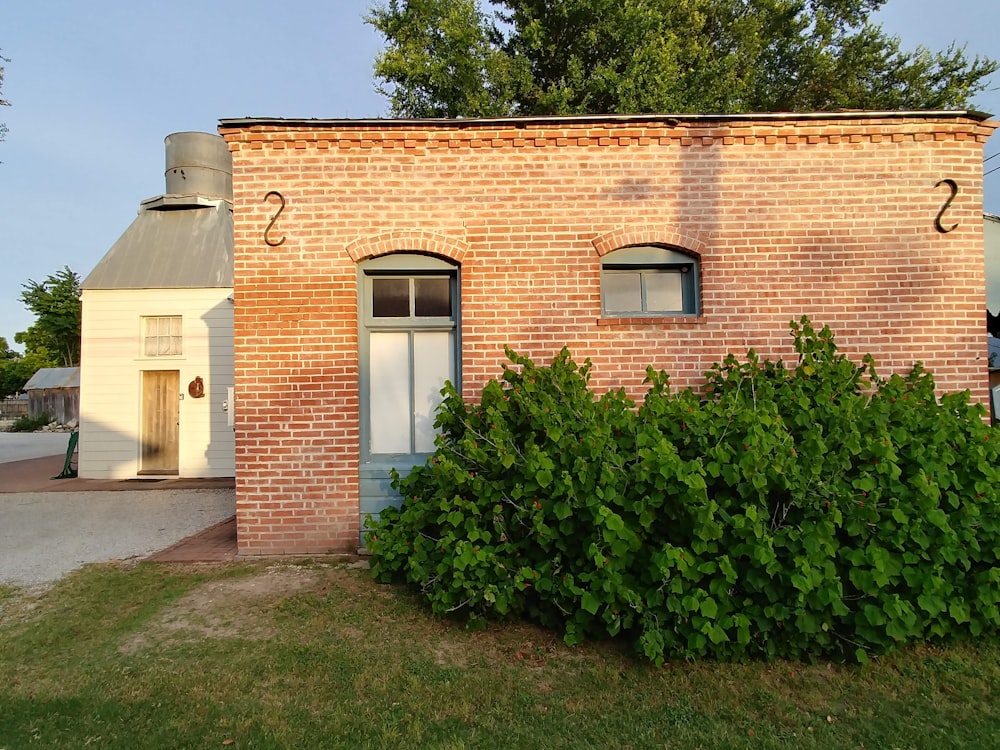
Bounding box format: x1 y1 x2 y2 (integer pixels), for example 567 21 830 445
368 0 523 117
16 267 82 368
367 0 997 117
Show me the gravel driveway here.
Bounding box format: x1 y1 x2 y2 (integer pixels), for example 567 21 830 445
0 489 235 587
0 433 235 587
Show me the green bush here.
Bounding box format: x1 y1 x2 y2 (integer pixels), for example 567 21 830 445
366 318 1000 663
8 412 52 433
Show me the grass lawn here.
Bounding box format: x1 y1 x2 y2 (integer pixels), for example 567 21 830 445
1 561 998 749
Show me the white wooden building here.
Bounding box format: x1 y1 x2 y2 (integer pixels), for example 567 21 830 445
78 132 235 478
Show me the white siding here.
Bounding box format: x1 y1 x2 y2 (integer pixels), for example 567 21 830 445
987 215 1000 315
79 288 235 478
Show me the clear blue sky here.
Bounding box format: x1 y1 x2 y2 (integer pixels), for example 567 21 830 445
2 0 999 352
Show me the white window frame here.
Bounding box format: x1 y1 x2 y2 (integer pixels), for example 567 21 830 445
142 315 183 357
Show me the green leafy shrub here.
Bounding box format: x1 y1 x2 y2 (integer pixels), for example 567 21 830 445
8 412 52 433
366 318 1000 663
367 348 639 632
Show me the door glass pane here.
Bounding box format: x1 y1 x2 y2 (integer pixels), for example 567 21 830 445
413 331 453 453
414 277 452 317
372 278 410 318
644 270 684 312
369 332 411 453
603 272 642 312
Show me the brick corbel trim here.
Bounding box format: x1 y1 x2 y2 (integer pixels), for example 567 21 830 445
591 226 708 257
345 231 469 264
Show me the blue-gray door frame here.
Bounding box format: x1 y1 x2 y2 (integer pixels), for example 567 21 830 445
358 253 460 543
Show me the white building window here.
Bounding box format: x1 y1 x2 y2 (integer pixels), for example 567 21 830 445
143 316 182 356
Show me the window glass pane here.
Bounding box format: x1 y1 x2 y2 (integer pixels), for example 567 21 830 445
414 277 452 317
603 272 642 313
143 316 182 356
372 278 410 317
413 331 453 453
644 271 684 312
369 331 411 453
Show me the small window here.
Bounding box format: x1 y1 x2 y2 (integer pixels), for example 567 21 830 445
371 275 453 319
143 316 182 356
601 245 698 316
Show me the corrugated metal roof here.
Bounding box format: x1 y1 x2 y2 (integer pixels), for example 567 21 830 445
82 198 233 290
23 367 80 390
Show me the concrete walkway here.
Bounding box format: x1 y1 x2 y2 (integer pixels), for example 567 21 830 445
0 431 75 464
0 455 234 493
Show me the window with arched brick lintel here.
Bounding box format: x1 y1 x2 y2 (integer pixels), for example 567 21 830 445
345 231 468 264
600 245 699 316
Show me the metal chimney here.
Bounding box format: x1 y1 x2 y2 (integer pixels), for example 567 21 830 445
164 132 233 200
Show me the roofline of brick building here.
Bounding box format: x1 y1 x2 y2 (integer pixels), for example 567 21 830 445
219 110 993 129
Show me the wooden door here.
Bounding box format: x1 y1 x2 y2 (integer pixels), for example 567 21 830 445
140 370 179 475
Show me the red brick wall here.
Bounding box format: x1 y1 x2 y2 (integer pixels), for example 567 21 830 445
221 114 996 556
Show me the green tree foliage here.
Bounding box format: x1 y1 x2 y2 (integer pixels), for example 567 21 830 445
0 338 53 400
367 0 522 117
16 266 82 368
367 319 1000 663
0 336 20 399
367 0 997 116
0 337 16 361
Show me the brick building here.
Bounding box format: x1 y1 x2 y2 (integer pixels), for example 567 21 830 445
220 111 995 556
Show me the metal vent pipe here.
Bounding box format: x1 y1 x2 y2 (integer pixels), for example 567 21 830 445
164 132 233 200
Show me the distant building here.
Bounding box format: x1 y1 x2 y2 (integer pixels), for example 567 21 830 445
78 133 235 478
22 367 79 425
